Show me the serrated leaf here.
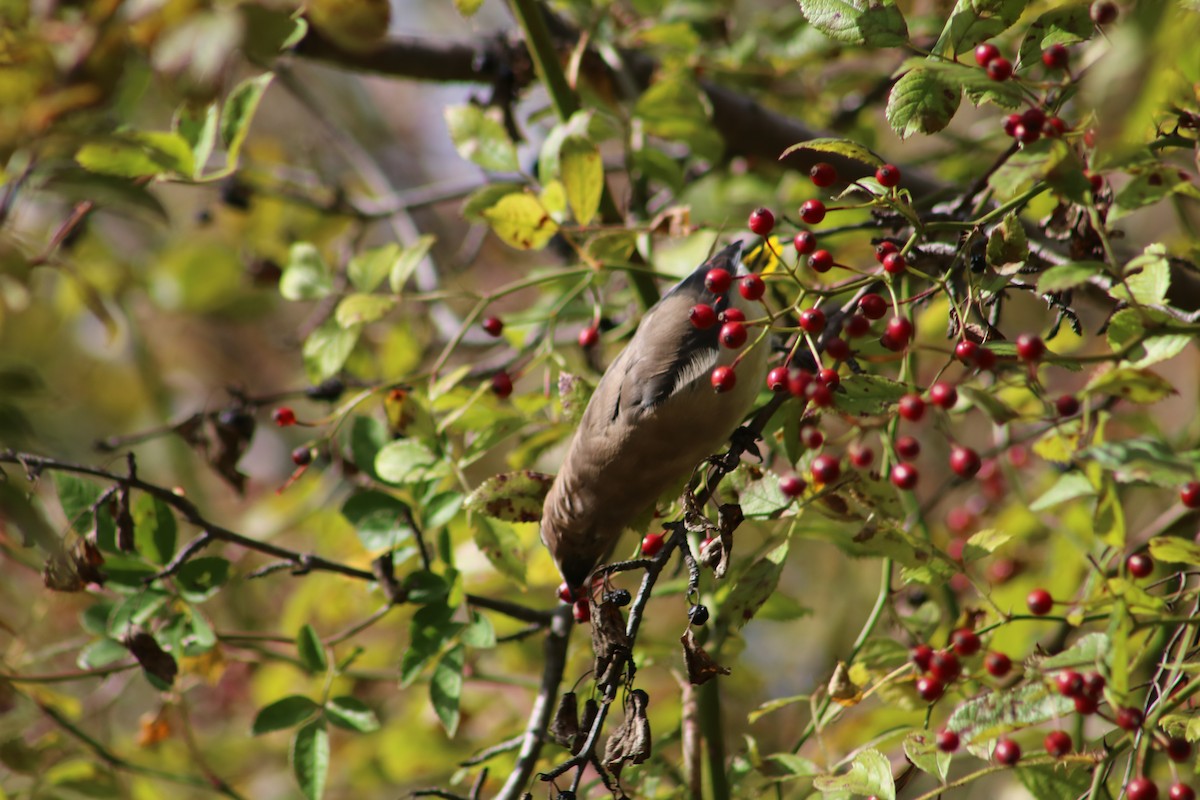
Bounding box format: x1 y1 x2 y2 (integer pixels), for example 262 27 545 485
886 66 961 139
389 234 436 293
1113 168 1188 220
989 138 1083 199
483 193 560 251
798 0 909 47
252 695 319 734
1112 244 1170 306
719 542 788 631
1078 439 1198 486
947 682 1074 751
633 74 723 161
932 0 1024 57
1030 472 1094 511
302 317 360 383
985 212 1028 267
1082 366 1176 404
560 135 603 226
465 471 553 523
280 243 332 301
1149 536 1200 566
291 719 329 800
729 470 794 518
335 294 395 327
903 730 950 783
957 385 1018 423
296 624 327 674
430 644 465 736
221 73 273 169
1017 2 1092 67
444 105 519 172
471 517 527 586
325 696 380 733
812 748 895 800
833 374 909 416
1034 633 1111 671
348 243 401 293
1133 334 1191 368
779 137 885 167
1016 764 1093 800
1036 261 1106 293
962 528 1011 563
53 473 102 534
760 752 819 781
1106 309 1144 352
375 440 437 485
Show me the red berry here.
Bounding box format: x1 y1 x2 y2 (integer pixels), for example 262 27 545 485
809 249 834 272
720 307 745 324
844 313 871 338
974 42 1001 67
994 738 1021 765
891 463 919 490
1021 107 1047 130
1055 395 1080 417
911 644 935 670
818 368 840 389
811 455 841 484
739 274 765 301
950 628 981 657
882 252 906 274
711 365 736 392
886 316 913 346
800 199 827 225
1073 692 1098 713
859 293 888 320
557 582 581 603
1127 778 1159 800
767 366 789 392
898 393 926 422
984 651 1012 678
826 337 851 361
1083 672 1106 696
705 268 732 294
849 443 873 469
975 346 997 370
874 241 899 263
799 308 826 334
1116 707 1144 730
1127 553 1153 578
573 598 590 622
1004 113 1022 137
788 369 814 398
1042 43 1069 69
719 321 747 349
896 436 920 459
1167 737 1192 763
578 326 599 348
800 426 824 450
930 649 962 682
1016 334 1045 362
780 475 807 498
1027 588 1053 615
482 316 504 337
291 446 313 466
809 162 837 187
1087 171 1105 193
1056 670 1084 697
793 231 817 254
1181 481 1200 508
955 340 978 362
1170 785 1196 800
689 303 717 329
930 382 958 410
950 446 981 478
987 57 1013 81
1044 117 1068 137
641 532 665 556
1090 0 1118 25
936 728 960 752
272 406 297 427
807 382 834 407
1013 123 1040 145
916 676 944 702
1044 730 1072 757
875 164 901 187
491 371 514 398
748 207 775 236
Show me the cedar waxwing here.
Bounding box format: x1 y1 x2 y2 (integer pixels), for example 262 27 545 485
541 241 770 588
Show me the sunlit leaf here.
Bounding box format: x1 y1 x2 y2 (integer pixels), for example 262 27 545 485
290 719 329 800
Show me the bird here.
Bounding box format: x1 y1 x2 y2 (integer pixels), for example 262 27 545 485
540 240 770 589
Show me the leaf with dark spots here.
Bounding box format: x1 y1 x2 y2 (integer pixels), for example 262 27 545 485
465 470 554 523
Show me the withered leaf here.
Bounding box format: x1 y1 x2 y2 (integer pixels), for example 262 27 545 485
116 485 134 552
549 691 580 749
604 688 651 777
42 539 106 592
591 595 632 689
124 632 178 687
681 628 730 685
827 661 863 707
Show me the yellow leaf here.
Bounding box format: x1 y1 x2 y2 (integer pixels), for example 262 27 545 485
483 193 559 251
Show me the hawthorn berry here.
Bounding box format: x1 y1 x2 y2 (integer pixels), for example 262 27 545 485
1022 107 1047 130
1004 113 1022 137
818 368 840 389
1044 117 1068 137
826 337 851 361
811 454 841 484
1056 670 1084 697
482 315 504 337
950 628 981 657
641 532 665 556
291 446 313 466
808 382 834 407
937 728 960 752
1167 737 1192 763
767 366 789 392
1044 730 1072 758
1116 707 1144 730
793 230 817 254
891 463 919 490
1087 171 1105 193
799 308 826 334
1042 43 1070 69
1013 123 1040 145
849 443 873 469
875 241 899 263
984 651 1012 678
557 582 580 603
573 598 590 623
711 366 737 392
1016 333 1046 361
898 393 926 422
1127 778 1159 800
800 199 827 225
801 426 824 449
1181 481 1200 508
916 676 944 702
911 643 935 670
739 274 765 301
1127 552 1153 578
886 316 913 347
788 369 814 398
1027 588 1053 615
578 326 599 348
859 293 888 319
930 381 958 410
974 42 1001 67
748 207 775 236
1170 785 1196 800
1074 692 1097 714
987 57 1013 81
975 347 998 370
844 313 871 338
809 162 837 187
1090 0 1118 25
994 738 1021 765
1082 672 1106 696
690 304 717 329
491 372 514 397
896 436 920 459
719 321 747 349
930 650 962 682
705 268 732 294
720 307 745 324
882 252 906 274
809 249 834 272
876 164 901 187
955 340 978 362
780 475 807 497
950 446 982 478
272 406 297 427
1056 394 1080 417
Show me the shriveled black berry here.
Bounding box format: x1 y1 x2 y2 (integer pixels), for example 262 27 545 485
307 378 345 401
688 604 710 625
216 408 256 439
604 589 632 607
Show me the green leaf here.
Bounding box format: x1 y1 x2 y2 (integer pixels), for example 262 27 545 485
75 132 195 179
559 135 604 226
730 470 794 518
634 74 724 162
444 104 519 172
325 696 380 733
291 719 329 800
760 752 819 781
958 385 1018 423
461 609 496 648
431 644 465 736
1106 308 1145 351
778 137 885 167
107 591 170 638
1079 439 1198 486
1036 261 1107 293
252 695 320 734
948 682 1074 753
464 470 554 523
748 694 811 725
78 637 129 669
453 0 483 16
221 73 274 168
472 517 527 586
1016 764 1093 800
335 293 395 327
1034 632 1110 671
280 243 332 301
1113 167 1188 220
1029 472 1094 511
400 602 461 686
462 183 524 223
1017 2 1092 67
375 439 437 485
133 495 176 565
989 138 1084 199
903 730 950 783
812 748 895 800
175 557 229 603
932 0 1024 57
885 65 961 139
1112 244 1170 306
388 234 436 294
833 374 909 416
1149 536 1200 566
1082 366 1176 405
53 473 102 534
348 243 401 293
173 102 218 178
719 542 788 631
1133 334 1191 368
302 317 361 383
985 212 1027 267
798 0 909 47
483 193 560 251
341 490 413 551
296 624 327 674
632 148 684 193
961 528 1012 563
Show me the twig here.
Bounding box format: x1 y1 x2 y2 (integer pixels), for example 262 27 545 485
460 735 524 767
